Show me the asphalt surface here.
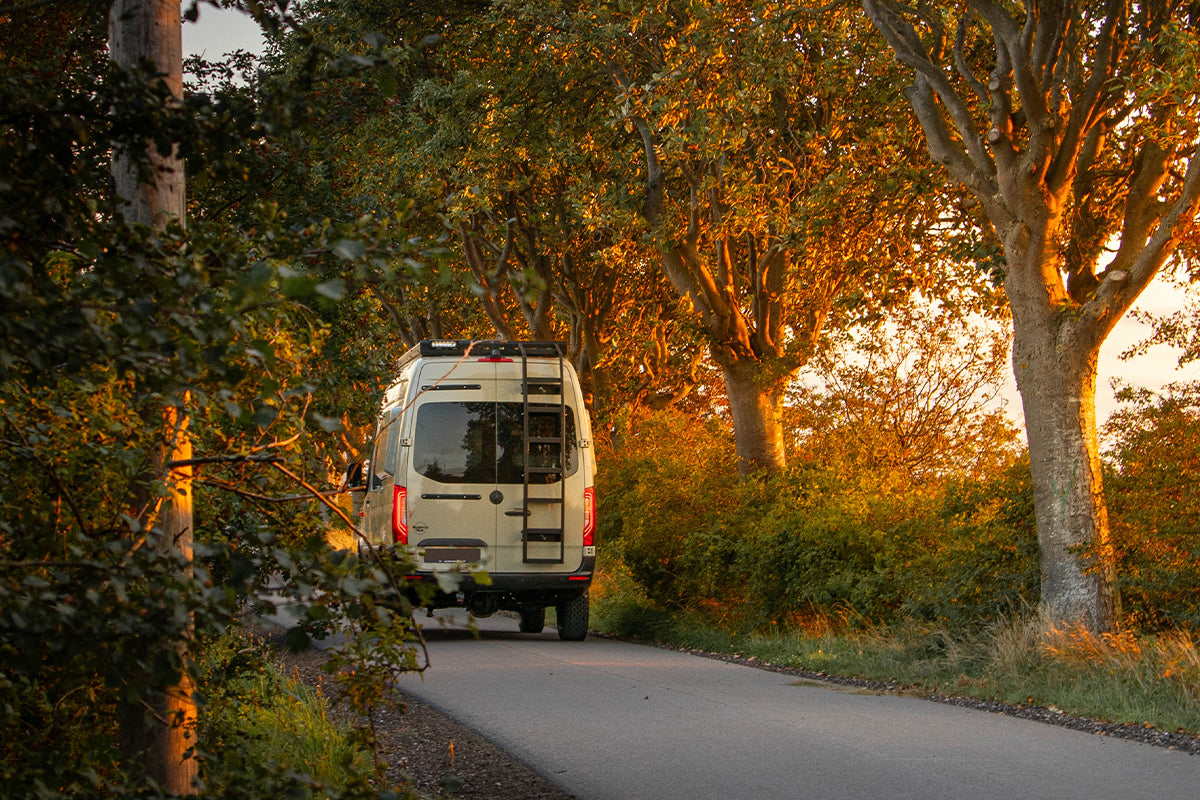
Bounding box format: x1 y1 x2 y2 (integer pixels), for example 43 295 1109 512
394 610 1200 800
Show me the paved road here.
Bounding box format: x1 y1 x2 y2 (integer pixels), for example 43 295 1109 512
394 610 1200 800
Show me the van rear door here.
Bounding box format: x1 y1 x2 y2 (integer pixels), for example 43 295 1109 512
405 361 499 571
492 363 586 574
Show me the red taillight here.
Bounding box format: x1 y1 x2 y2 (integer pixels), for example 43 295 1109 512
393 485 408 544
582 487 595 546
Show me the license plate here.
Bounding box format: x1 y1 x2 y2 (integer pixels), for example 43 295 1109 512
423 547 481 563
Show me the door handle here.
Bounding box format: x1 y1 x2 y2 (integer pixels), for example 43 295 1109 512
504 508 530 517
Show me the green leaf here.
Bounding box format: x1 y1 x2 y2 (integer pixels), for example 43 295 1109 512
331 239 365 261
243 260 274 288
315 279 345 300
285 626 311 652
281 275 317 298
313 413 343 432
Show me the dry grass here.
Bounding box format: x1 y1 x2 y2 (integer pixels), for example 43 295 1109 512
1042 622 1143 668
592 596 1200 733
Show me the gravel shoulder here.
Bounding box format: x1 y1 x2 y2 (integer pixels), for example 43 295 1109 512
257 624 575 800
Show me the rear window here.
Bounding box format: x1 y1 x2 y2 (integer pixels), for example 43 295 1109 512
413 402 577 484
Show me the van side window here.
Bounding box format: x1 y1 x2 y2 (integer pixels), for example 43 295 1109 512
381 408 403 474
413 402 577 484
369 408 403 486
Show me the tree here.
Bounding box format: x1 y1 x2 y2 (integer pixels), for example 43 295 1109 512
573 0 954 475
789 306 1020 482
255 0 687 417
863 0 1200 630
0 1 435 793
108 0 198 791
1103 289 1200 628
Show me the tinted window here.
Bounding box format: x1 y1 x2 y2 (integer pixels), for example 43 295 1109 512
414 402 577 484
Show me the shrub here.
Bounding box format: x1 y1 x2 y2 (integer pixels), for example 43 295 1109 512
599 409 1040 632
597 409 738 609
898 459 1040 627
1105 388 1200 630
195 629 379 798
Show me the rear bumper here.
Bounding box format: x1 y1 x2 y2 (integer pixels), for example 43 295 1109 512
404 556 594 610
405 557 594 591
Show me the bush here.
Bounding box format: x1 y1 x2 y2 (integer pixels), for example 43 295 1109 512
599 409 1040 632
597 409 738 609
898 460 1040 627
1105 388 1200 631
195 629 380 798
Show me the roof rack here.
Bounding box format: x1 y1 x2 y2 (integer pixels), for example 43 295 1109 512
417 340 567 359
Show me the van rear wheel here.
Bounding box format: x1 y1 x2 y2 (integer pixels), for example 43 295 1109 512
555 592 589 641
517 607 545 634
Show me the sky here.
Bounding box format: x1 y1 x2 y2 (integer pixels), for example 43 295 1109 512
181 2 266 61
179 5 1197 429
1088 279 1196 427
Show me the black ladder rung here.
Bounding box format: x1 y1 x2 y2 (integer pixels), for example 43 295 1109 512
525 496 563 505
523 556 566 564
524 528 564 542
529 436 564 445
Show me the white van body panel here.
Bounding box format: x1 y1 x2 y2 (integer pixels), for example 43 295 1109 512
357 341 595 638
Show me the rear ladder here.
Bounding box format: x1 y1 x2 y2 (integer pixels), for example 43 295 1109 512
518 342 567 564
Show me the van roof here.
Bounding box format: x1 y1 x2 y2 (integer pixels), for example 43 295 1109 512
397 339 568 370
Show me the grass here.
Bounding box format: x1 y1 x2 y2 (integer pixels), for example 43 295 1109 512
590 594 1200 736
195 629 377 796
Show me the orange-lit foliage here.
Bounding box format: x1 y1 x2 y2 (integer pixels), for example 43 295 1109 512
1105 387 1200 630
1042 623 1143 670
596 407 739 609
599 408 1039 630
788 308 1020 484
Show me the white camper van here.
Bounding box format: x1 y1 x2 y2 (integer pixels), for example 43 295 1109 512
356 340 596 641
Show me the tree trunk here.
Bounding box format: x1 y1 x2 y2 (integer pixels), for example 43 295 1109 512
713 350 786 476
1011 303 1117 631
117 406 197 795
109 0 197 792
999 203 1120 631
109 0 184 223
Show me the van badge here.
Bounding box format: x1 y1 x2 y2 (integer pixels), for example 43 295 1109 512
489 490 504 505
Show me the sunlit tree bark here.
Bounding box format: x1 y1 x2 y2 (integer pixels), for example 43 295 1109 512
109 0 197 792
864 0 1200 630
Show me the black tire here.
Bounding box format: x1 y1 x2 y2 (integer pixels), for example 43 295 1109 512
555 592 589 641
517 606 545 634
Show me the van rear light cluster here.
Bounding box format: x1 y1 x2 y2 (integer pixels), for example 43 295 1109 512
393 485 408 544
582 487 595 546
